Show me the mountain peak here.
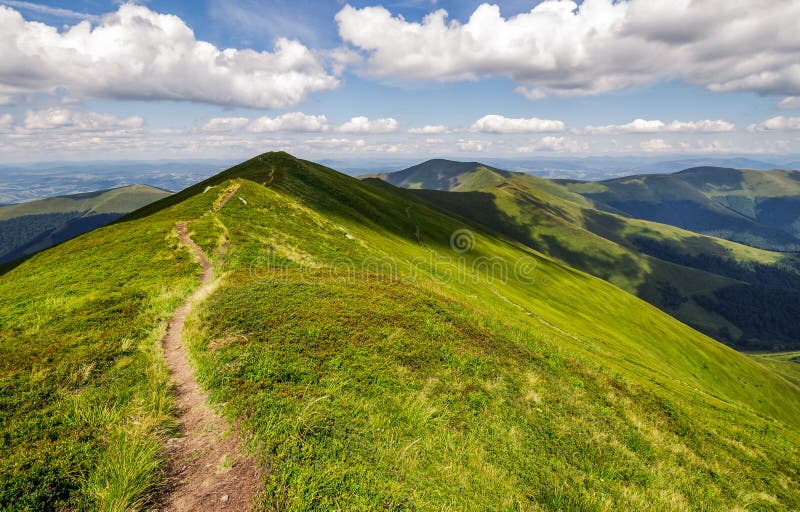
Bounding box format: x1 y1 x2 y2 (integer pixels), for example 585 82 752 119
383 158 513 191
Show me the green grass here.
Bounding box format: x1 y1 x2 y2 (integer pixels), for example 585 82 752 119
749 352 800 389
0 184 172 264
392 170 800 350
561 167 800 251
0 184 171 220
181 154 800 509
0 186 214 510
187 271 800 510
3 152 800 510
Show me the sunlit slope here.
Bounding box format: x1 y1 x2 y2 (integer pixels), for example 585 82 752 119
2 152 800 510
0 186 214 509
186 153 800 508
380 158 514 191
561 167 800 251
0 184 171 264
378 162 800 350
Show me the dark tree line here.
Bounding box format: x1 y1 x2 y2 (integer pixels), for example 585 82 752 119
0 213 78 260
696 284 800 351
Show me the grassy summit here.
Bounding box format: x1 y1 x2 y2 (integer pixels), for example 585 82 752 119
1 152 799 510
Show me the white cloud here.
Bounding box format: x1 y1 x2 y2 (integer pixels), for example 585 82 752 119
666 120 736 133
778 97 800 110
640 138 672 152
0 112 12 130
23 107 143 131
747 116 800 132
471 114 565 133
202 117 250 132
456 139 487 152
337 116 399 133
299 137 412 154
583 118 735 134
248 112 329 133
304 137 365 150
0 4 339 108
408 124 450 134
516 136 587 153
336 1 800 98
0 0 100 21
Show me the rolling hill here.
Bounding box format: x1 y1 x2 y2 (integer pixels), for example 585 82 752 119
374 159 515 191
0 184 172 264
560 167 800 251
374 160 800 351
2 152 800 510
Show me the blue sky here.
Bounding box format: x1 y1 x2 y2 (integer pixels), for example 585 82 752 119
0 0 798 162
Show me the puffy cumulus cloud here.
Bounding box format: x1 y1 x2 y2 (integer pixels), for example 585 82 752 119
408 124 451 134
248 112 329 133
778 97 800 110
583 118 735 134
517 136 588 153
640 138 672 152
337 116 399 133
456 139 487 152
747 116 800 132
23 107 144 131
336 1 800 98
0 4 339 108
202 117 250 132
298 137 412 154
666 120 736 133
0 112 12 131
471 115 565 133
200 113 331 133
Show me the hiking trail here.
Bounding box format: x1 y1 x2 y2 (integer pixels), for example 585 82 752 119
160 218 260 511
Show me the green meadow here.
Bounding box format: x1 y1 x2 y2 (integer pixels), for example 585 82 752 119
1 153 799 510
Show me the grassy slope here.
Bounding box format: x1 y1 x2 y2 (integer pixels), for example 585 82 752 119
2 153 800 510
388 168 800 350
382 159 513 191
0 184 171 220
561 167 800 251
0 187 212 510
750 352 800 389
186 154 800 509
0 185 172 264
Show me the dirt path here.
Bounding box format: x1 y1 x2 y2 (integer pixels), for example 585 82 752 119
160 222 260 511
214 183 241 213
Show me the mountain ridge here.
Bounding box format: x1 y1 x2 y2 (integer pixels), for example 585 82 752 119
0 184 172 265
562 166 800 251
2 152 800 509
376 159 800 350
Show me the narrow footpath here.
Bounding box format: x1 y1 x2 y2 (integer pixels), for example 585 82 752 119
160 220 260 511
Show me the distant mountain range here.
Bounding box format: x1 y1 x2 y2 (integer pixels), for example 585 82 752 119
372 160 800 351
0 184 172 264
0 160 232 204
560 167 800 252
2 155 797 205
